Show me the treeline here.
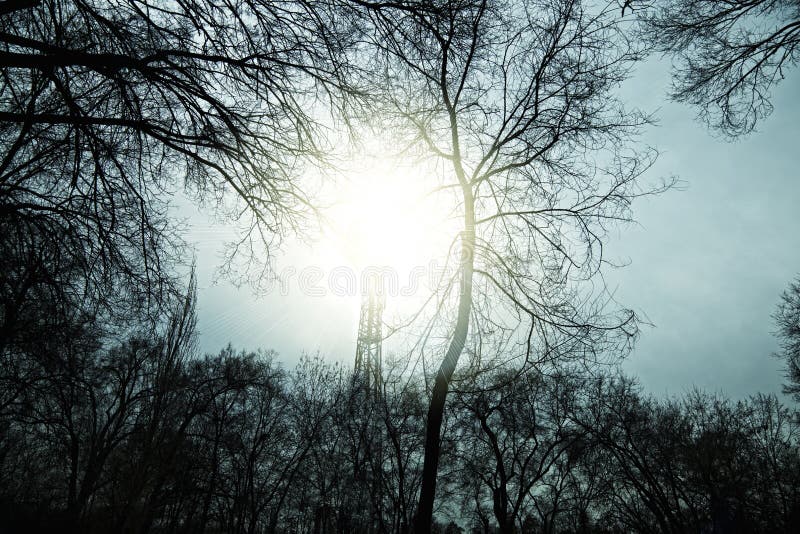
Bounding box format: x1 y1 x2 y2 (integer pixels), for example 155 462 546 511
1 283 798 533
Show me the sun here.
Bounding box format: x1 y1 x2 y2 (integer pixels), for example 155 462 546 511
320 156 458 290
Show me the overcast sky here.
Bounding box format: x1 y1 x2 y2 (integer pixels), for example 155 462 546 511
185 57 800 401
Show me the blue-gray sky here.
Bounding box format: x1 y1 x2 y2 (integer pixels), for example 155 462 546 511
608 60 800 399
186 58 800 400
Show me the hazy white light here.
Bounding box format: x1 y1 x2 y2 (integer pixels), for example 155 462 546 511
321 156 457 280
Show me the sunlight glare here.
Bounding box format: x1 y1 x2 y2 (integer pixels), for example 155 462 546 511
321 157 457 279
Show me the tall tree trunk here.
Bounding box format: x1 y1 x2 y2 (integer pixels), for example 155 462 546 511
414 186 474 532
478 414 511 532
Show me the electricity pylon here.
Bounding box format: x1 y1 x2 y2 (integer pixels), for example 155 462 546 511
354 279 385 397
353 277 386 531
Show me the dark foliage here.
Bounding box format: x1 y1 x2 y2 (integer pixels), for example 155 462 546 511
1 250 797 532
2 291 798 533
775 276 800 403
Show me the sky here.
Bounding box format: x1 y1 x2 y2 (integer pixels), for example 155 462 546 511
185 57 800 401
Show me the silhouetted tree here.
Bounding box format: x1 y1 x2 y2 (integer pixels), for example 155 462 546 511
0 271 198 533
381 372 428 533
361 1 663 528
451 370 583 532
4 322 800 533
572 377 800 533
0 0 360 320
775 275 800 403
637 0 800 136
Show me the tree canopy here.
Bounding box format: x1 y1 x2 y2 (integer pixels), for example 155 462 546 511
637 0 800 136
0 0 359 317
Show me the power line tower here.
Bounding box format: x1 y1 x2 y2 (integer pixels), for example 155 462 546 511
354 279 385 397
353 277 386 531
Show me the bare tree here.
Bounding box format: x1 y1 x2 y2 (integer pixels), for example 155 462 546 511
451 370 584 531
0 0 360 317
637 0 800 136
570 376 800 534
0 269 198 532
774 276 800 403
360 0 663 528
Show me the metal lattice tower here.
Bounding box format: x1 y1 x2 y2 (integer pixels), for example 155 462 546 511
354 279 385 397
353 277 386 531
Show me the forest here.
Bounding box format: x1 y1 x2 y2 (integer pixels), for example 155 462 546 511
1 0 799 533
